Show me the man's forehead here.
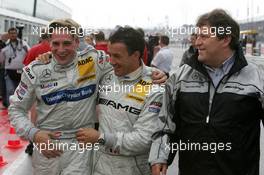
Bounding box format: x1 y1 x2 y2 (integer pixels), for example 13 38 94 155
9 30 17 34
198 25 211 31
51 33 74 40
109 42 127 49
108 42 127 53
196 25 216 35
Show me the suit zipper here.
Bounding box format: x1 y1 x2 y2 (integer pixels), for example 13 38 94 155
206 74 229 124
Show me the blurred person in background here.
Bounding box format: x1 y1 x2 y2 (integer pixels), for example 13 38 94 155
0 27 30 106
0 33 9 108
94 31 108 54
180 33 197 66
151 35 174 75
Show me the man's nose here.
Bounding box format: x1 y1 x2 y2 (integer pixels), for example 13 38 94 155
57 44 65 52
195 37 202 46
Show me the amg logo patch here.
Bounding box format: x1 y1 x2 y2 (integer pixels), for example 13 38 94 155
99 98 141 115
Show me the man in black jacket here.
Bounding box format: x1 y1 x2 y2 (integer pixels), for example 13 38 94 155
149 9 264 175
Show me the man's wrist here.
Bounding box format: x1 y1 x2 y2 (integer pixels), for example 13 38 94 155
28 128 40 142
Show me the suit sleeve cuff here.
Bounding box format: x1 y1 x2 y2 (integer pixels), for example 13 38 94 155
150 159 168 166
104 132 117 148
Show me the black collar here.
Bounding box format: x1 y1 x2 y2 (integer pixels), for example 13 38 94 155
186 45 248 78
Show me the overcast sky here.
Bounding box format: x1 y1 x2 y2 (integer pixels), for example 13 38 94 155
61 0 264 28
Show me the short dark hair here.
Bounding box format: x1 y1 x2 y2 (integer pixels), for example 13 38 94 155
160 35 170 45
40 28 49 40
136 28 145 38
94 31 105 42
8 27 17 33
109 27 145 58
196 9 240 50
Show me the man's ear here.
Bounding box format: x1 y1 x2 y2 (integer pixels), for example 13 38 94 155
132 51 141 59
222 36 231 47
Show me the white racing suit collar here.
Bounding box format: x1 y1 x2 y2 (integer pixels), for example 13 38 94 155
118 61 152 82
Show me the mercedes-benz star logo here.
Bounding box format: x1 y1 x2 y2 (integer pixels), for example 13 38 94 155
41 69 52 78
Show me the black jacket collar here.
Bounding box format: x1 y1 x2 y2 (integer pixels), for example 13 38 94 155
186 45 248 78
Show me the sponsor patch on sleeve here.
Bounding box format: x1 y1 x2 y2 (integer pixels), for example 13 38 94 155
23 66 36 81
148 101 162 113
15 81 30 100
20 81 28 90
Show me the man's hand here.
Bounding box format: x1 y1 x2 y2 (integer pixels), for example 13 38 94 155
152 70 167 84
36 51 52 64
33 130 62 158
151 163 168 175
76 128 100 144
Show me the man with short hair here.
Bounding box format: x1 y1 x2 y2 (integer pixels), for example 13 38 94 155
94 31 108 54
0 33 9 107
149 9 264 175
8 18 112 175
0 27 30 106
76 26 163 175
151 35 174 74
